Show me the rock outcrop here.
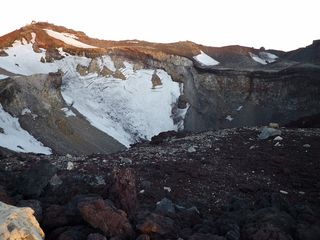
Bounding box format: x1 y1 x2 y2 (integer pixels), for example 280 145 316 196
0 201 44 240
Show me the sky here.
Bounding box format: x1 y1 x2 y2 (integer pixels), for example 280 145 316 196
1 0 319 51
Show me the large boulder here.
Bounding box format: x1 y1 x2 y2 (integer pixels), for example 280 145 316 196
136 213 175 236
0 201 44 240
78 198 134 238
42 204 68 230
109 168 137 217
242 207 296 240
17 199 42 222
16 160 57 198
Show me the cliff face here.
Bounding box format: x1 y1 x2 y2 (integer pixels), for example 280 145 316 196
140 54 320 132
183 65 320 131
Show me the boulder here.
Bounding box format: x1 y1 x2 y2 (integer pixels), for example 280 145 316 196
65 194 102 225
0 201 44 240
0 50 8 56
155 198 176 215
47 225 93 240
17 199 42 222
243 207 296 240
258 127 282 140
188 233 226 240
136 213 175 236
42 204 68 230
45 48 64 62
243 223 293 240
16 160 57 198
136 234 150 240
78 198 134 238
109 168 137 217
87 233 107 240
176 207 202 229
0 185 12 204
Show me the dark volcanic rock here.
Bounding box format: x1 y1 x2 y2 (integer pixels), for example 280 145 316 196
242 207 296 240
47 225 93 240
135 234 150 240
17 199 43 222
78 198 134 238
155 198 175 215
16 160 57 198
188 233 226 240
0 185 13 204
45 48 64 62
87 233 107 240
0 50 8 56
42 204 69 230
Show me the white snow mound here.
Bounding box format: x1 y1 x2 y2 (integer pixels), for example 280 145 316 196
193 51 219 66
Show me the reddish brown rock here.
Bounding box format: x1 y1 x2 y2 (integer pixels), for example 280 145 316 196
78 199 134 238
136 213 175 236
109 168 137 217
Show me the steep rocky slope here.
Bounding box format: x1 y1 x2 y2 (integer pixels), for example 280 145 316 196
0 22 319 154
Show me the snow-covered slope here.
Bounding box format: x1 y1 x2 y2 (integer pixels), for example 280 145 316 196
193 51 219 66
0 39 56 75
62 60 181 147
0 36 186 147
0 104 52 154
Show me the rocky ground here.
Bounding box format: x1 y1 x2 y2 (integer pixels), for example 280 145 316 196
0 127 319 240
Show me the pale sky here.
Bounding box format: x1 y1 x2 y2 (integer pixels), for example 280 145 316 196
1 0 319 51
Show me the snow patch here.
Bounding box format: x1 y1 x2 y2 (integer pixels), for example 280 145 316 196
193 51 219 66
61 107 76 117
0 104 51 154
21 108 31 115
44 29 97 49
225 115 233 121
0 74 8 80
30 32 36 43
249 52 278 65
21 108 38 119
236 106 243 111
